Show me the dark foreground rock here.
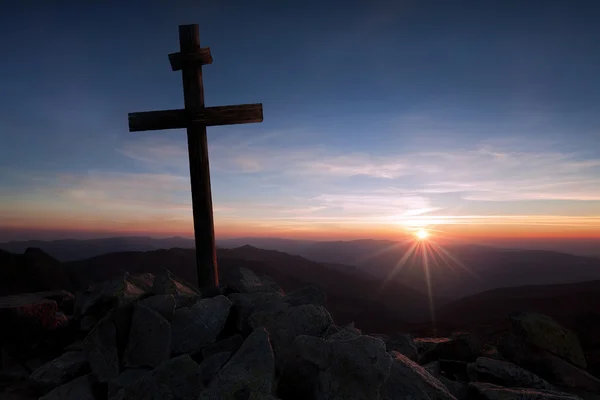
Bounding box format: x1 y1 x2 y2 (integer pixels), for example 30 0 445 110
469 382 582 400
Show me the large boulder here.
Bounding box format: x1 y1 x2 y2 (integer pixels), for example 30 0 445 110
198 351 232 386
200 327 275 400
201 334 244 359
384 332 419 362
171 295 231 355
511 312 587 369
500 333 600 393
107 368 151 399
83 313 119 382
248 304 333 369
137 294 176 321
0 294 65 345
469 382 582 400
416 332 482 364
220 266 273 294
381 351 456 400
151 269 200 308
467 357 554 391
80 275 145 316
278 334 392 400
113 354 203 400
283 286 326 307
123 303 171 368
39 374 96 400
228 292 287 332
29 351 88 389
326 324 362 341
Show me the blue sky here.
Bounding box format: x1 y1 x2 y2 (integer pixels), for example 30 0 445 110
1 0 600 240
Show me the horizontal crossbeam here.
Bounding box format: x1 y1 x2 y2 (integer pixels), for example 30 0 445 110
168 47 213 71
128 103 263 132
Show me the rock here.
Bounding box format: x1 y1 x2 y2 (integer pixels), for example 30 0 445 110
385 333 419 362
220 266 268 294
248 304 333 369
123 304 171 368
81 275 145 316
424 361 441 376
29 351 88 389
278 334 392 400
201 334 244 359
439 376 469 400
138 294 176 321
511 312 587 369
327 324 362 341
126 273 156 292
39 374 96 400
439 359 470 382
259 275 285 295
152 269 200 308
283 286 326 307
114 354 203 400
200 327 275 400
35 290 75 315
469 382 582 400
381 351 456 400
249 394 281 400
63 342 83 352
0 295 63 345
417 332 482 363
500 333 600 393
107 368 150 399
0 364 30 383
171 295 231 355
198 352 232 386
79 316 97 332
468 357 555 390
83 313 119 382
228 292 287 332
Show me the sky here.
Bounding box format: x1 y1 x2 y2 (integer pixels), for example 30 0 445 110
1 0 600 242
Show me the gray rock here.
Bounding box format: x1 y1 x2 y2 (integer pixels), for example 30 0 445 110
138 294 176 321
278 334 392 400
381 351 456 400
439 376 469 400
259 275 285 295
249 304 333 369
201 334 244 359
152 269 200 308
126 272 156 292
228 292 287 332
424 361 441 376
63 341 83 352
468 357 555 390
327 325 362 341
79 315 97 332
220 266 268 293
249 393 281 400
108 368 151 399
469 382 583 400
171 295 231 355
416 332 482 363
283 286 326 307
81 275 146 316
30 351 88 389
500 333 600 393
39 374 95 400
511 312 587 369
199 351 232 386
385 333 419 362
123 303 171 368
83 312 119 382
114 354 203 400
200 327 275 400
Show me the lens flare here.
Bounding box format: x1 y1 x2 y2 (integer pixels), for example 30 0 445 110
416 229 429 240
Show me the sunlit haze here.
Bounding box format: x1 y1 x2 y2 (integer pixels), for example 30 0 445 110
1 1 599 246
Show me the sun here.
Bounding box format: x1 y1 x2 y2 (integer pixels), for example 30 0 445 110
415 229 429 240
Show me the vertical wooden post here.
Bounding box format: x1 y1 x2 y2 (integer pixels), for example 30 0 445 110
178 25 219 291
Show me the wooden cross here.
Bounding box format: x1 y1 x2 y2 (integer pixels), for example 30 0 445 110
128 24 263 292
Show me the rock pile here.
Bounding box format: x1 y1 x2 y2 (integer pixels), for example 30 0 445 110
1 267 599 399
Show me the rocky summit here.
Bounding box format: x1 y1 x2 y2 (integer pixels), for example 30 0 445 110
1 265 599 400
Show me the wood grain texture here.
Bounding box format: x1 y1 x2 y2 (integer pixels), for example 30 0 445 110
168 47 213 71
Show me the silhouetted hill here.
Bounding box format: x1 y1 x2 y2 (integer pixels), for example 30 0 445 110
62 246 431 332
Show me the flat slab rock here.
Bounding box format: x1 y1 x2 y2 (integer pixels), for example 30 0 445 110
123 303 171 368
511 312 587 369
468 356 554 391
83 312 119 382
39 374 96 400
30 351 88 389
170 295 232 355
200 327 275 400
113 354 203 400
469 382 583 400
